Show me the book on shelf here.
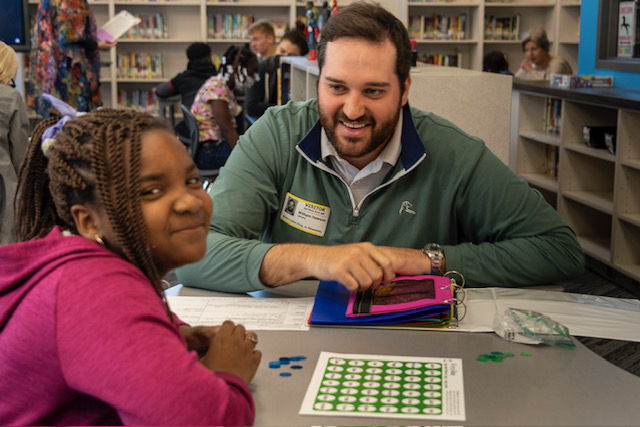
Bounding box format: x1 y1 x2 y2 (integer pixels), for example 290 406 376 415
543 97 562 135
123 13 168 40
617 0 639 58
544 145 559 177
419 49 462 68
414 13 467 40
308 275 464 329
582 126 617 151
550 74 614 88
207 13 254 40
484 14 520 41
117 52 163 79
118 89 158 115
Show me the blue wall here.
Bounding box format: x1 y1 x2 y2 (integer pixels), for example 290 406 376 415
579 0 640 89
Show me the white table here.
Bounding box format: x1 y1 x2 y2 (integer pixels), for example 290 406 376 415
168 282 640 426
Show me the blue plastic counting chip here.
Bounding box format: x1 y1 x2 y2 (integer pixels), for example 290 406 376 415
291 365 303 369
269 361 281 369
279 372 292 377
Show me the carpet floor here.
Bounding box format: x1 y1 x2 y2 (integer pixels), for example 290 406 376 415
557 259 640 378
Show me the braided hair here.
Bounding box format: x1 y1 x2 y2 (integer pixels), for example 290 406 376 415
15 108 169 292
219 44 256 82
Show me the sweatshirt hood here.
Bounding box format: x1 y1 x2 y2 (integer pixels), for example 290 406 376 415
187 60 217 76
0 227 116 330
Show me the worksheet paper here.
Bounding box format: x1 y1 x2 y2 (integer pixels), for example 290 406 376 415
300 351 465 421
166 296 314 331
166 287 640 340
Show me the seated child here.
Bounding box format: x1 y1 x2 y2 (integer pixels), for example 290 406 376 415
0 105 261 425
155 42 217 110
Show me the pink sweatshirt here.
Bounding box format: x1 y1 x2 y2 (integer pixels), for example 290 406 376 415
0 227 255 425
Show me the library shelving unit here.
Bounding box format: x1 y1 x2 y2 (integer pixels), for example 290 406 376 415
23 0 580 110
26 0 309 111
511 80 640 284
407 0 581 73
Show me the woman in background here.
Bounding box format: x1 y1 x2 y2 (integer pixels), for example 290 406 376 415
515 28 572 80
0 41 29 245
26 0 116 115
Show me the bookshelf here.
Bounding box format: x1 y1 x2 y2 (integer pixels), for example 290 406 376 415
408 0 581 74
22 0 580 112
24 0 306 112
511 80 640 284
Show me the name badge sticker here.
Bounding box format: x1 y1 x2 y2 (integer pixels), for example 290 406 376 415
280 192 330 236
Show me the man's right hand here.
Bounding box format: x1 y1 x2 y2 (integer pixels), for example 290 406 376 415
260 242 433 291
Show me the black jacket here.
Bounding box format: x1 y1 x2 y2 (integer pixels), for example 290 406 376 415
156 60 217 108
245 55 280 120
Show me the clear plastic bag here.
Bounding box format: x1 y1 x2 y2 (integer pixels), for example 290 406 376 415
493 307 575 347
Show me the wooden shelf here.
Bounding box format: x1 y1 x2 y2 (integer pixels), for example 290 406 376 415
25 0 581 107
519 130 561 146
564 144 616 162
578 236 611 264
563 191 614 214
512 82 640 288
521 173 559 192
619 214 640 229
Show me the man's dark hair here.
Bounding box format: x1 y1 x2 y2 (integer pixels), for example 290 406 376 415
187 42 211 62
317 2 412 93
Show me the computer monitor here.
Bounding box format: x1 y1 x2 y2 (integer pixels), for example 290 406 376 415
0 0 31 52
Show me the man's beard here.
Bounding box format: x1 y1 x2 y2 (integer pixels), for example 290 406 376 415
319 102 401 164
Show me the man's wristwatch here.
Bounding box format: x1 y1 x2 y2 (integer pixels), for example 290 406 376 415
422 243 444 275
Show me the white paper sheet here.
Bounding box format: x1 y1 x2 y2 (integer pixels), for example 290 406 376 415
453 288 640 342
98 10 140 42
166 287 640 341
166 295 314 331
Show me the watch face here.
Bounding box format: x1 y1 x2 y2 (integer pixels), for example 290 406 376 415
425 243 442 253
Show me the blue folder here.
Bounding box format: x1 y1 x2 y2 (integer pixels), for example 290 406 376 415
309 281 451 326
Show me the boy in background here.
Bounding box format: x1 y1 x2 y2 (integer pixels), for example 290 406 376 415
248 20 276 59
156 42 217 110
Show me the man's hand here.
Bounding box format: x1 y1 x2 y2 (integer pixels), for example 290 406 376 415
260 242 433 291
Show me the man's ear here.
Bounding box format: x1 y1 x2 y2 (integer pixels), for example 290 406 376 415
70 204 100 240
401 75 411 107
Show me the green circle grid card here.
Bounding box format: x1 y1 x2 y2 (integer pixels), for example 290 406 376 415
299 351 466 422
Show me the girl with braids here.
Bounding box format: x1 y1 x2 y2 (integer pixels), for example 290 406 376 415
0 107 260 425
190 44 258 169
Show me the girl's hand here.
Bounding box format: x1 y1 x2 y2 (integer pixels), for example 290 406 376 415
179 324 218 358
201 320 261 386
